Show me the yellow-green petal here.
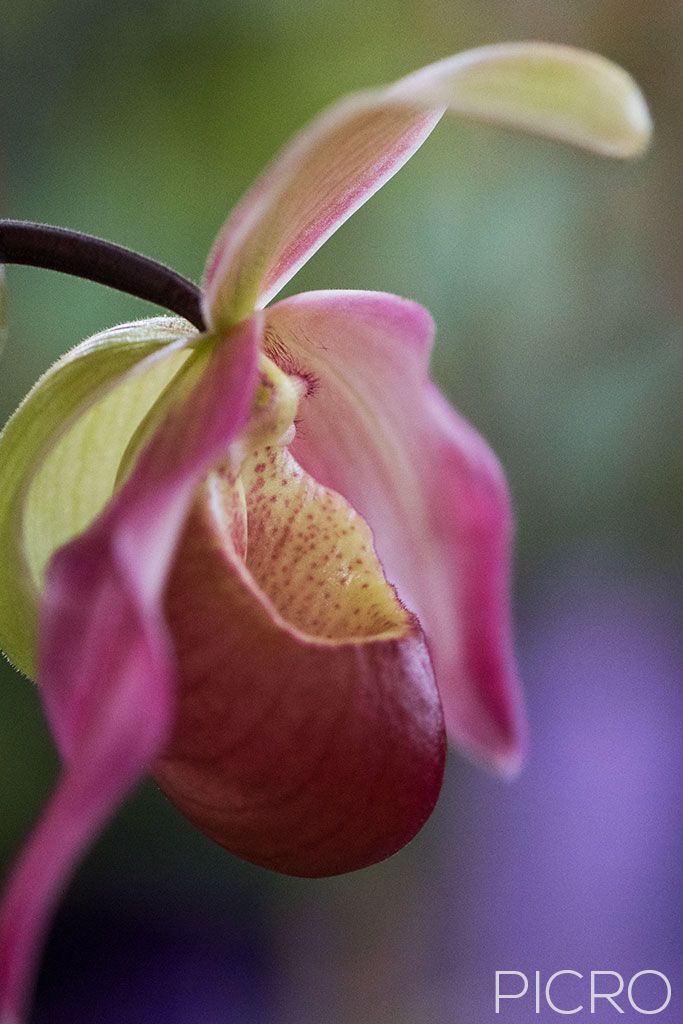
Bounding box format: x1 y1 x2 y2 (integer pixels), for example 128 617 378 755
391 42 652 157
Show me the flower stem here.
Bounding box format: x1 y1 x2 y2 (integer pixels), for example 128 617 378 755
0 220 206 331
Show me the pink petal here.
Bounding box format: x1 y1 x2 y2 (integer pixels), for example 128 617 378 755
156 445 445 877
203 44 650 328
264 291 525 774
0 320 260 1024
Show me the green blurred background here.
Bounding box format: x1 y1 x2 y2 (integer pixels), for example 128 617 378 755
1 3 681 1022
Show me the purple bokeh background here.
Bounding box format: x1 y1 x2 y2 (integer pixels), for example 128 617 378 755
437 557 682 1021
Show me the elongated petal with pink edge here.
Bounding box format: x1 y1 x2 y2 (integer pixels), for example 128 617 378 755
204 42 651 327
0 320 260 1024
157 444 446 877
264 291 524 774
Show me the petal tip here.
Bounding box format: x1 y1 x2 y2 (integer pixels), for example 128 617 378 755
494 739 527 781
617 82 653 158
456 725 527 780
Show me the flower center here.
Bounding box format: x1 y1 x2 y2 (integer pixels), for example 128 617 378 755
189 355 412 644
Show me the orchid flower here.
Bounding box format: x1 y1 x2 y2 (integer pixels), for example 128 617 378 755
0 42 649 1023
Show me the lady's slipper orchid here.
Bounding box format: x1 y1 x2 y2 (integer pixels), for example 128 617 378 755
0 42 650 1023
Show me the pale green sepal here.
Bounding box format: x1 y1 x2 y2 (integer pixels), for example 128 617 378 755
114 335 219 489
0 317 196 677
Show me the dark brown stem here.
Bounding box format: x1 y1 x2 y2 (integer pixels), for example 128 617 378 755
0 220 206 331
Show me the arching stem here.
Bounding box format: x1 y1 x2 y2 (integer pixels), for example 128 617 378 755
0 220 206 331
